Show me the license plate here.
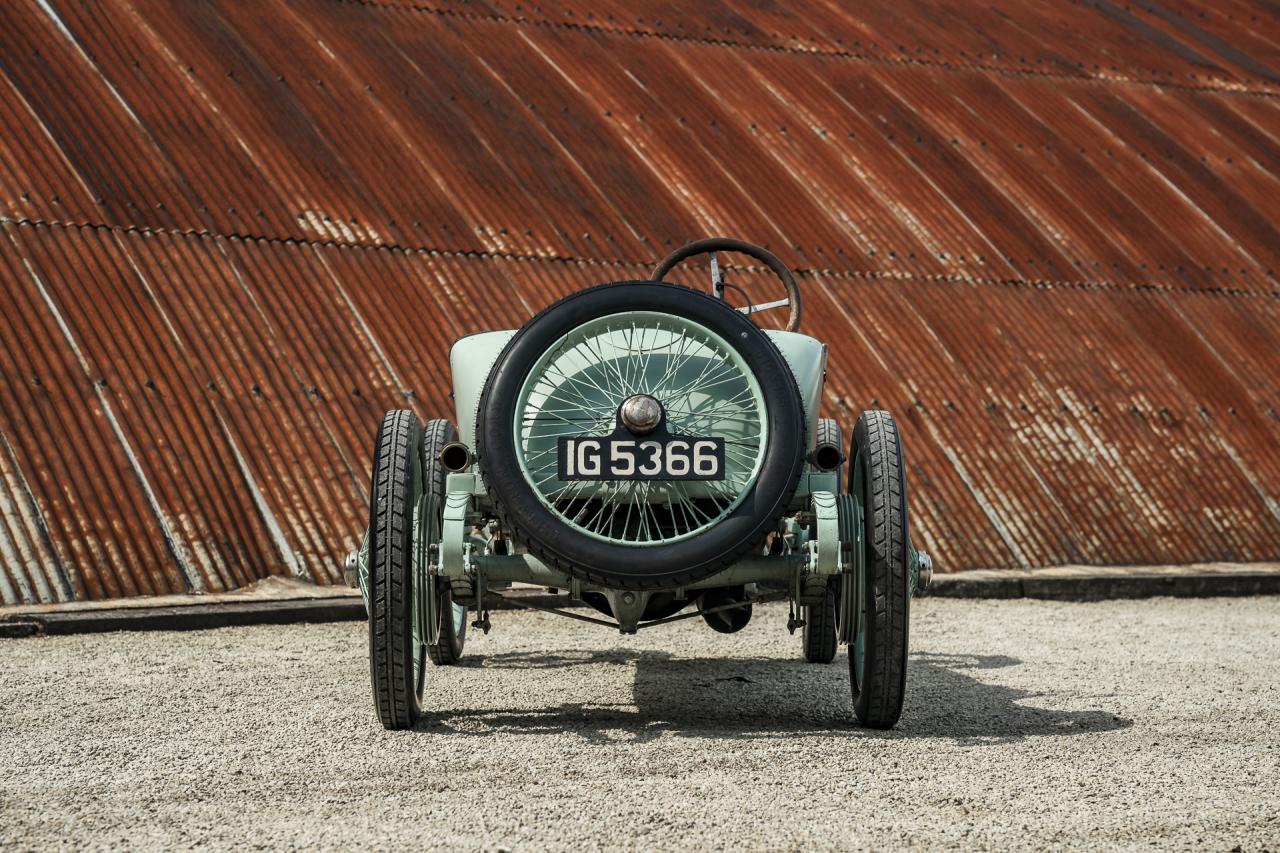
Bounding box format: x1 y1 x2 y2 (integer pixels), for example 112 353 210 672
557 435 726 481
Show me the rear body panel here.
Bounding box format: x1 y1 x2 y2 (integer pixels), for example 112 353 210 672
449 328 826 452
450 330 517 454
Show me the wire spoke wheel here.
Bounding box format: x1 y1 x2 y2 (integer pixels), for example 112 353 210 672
478 283 805 590
515 311 767 545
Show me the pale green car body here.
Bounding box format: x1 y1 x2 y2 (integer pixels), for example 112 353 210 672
354 324 925 635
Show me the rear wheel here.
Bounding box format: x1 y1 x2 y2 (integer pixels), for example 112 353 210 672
368 410 426 730
802 418 842 663
802 586 837 663
427 585 467 665
849 411 910 729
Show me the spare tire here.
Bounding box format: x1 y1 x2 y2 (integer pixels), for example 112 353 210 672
477 281 804 590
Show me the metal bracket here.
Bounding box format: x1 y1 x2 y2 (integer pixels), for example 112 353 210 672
735 297 790 316
444 471 478 496
709 251 725 300
787 598 805 634
469 544 491 633
440 489 470 581
808 489 841 576
781 514 802 553
603 589 651 635
343 546 359 588
910 548 933 595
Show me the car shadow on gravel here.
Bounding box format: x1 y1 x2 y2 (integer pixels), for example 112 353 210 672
903 653 1132 743
418 649 1131 743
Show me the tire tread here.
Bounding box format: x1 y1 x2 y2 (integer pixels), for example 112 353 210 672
851 410 909 729
802 587 838 663
369 410 421 730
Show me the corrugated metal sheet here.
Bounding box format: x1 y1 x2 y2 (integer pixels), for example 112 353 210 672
0 0 1276 603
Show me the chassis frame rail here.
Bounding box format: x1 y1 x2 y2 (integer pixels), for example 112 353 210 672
495 589 788 632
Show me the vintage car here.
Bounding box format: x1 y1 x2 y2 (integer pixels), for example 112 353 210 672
347 238 931 730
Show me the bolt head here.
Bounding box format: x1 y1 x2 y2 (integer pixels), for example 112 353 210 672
620 394 663 434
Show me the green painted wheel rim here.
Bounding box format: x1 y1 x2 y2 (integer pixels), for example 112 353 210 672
514 311 768 545
419 491 463 653
853 593 866 688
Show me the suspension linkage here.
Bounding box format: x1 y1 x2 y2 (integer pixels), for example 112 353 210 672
493 594 619 628
636 592 787 629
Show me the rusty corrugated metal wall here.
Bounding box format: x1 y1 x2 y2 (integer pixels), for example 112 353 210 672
0 0 1276 604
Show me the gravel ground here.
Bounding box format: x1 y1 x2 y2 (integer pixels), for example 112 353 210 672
2 597 1277 851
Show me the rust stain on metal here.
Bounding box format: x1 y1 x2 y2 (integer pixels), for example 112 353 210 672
0 0 1276 603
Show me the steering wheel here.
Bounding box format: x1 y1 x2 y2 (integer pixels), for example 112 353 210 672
651 237 803 333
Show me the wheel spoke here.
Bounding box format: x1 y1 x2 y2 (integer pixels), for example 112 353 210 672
516 312 768 545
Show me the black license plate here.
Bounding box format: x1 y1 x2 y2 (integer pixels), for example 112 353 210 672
557 435 726 481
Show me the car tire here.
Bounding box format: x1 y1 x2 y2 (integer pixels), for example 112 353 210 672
849 411 910 729
368 410 426 730
477 281 805 591
802 586 838 663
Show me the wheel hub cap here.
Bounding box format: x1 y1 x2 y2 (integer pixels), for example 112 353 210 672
620 394 663 434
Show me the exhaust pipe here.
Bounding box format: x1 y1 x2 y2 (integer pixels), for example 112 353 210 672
439 441 474 472
808 440 844 472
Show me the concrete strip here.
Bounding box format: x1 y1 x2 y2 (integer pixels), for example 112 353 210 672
923 561 1280 600
0 575 355 616
4 564 1279 636
0 598 364 637
0 584 567 637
